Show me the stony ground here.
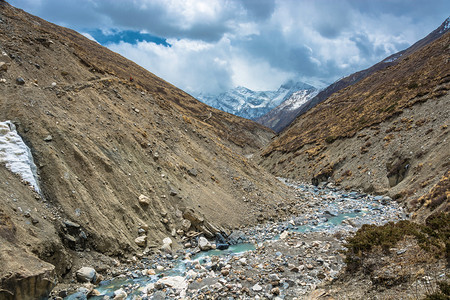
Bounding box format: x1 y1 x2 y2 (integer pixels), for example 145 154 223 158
53 180 422 300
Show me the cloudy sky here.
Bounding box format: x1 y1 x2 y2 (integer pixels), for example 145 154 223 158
10 0 450 95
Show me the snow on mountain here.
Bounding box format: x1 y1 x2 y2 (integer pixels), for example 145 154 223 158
195 80 316 120
0 121 41 194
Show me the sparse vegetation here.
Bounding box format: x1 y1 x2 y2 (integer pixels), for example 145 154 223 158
344 212 449 271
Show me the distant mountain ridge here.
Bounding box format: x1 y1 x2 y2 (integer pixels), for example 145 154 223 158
196 80 317 121
263 16 450 133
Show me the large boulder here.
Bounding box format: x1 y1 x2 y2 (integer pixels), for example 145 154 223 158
198 237 212 251
75 267 96 283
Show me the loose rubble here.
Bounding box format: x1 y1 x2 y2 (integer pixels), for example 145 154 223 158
63 179 408 299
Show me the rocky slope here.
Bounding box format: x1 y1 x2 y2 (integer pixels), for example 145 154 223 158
268 17 450 134
196 80 316 121
260 26 450 220
0 2 295 298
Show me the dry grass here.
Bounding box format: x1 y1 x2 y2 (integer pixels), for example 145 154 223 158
263 32 450 156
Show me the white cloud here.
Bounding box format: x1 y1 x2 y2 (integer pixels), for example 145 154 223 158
9 0 450 94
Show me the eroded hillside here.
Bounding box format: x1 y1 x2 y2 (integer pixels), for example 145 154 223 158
0 2 294 297
260 31 450 219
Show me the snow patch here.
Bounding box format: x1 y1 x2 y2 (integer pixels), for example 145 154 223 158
0 121 41 193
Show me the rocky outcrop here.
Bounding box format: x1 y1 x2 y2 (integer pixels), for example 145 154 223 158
0 247 56 300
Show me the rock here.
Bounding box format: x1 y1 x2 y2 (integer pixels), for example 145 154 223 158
271 287 280 295
227 230 246 244
147 269 156 275
138 194 151 205
44 135 53 142
268 274 280 281
397 249 407 255
0 62 7 71
152 291 167 299
157 276 187 295
154 281 165 290
187 168 198 177
307 288 326 299
156 265 164 272
65 292 87 300
75 267 96 283
169 188 178 196
16 77 25 85
181 219 191 231
280 231 289 239
186 270 198 280
252 283 263 292
183 208 204 226
135 235 147 247
198 236 212 251
163 237 172 246
113 288 127 299
89 289 101 296
0 252 56 300
161 243 172 254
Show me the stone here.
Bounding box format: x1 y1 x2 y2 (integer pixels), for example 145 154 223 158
280 231 289 239
160 243 172 254
181 219 191 231
147 269 156 275
89 289 101 296
187 168 198 177
75 267 96 283
113 288 127 299
0 62 7 71
156 265 164 272
252 283 263 292
158 276 188 295
135 235 147 247
163 237 172 246
169 188 178 196
138 194 150 205
65 292 86 299
198 236 212 251
397 249 407 255
16 77 25 85
183 208 204 226
271 287 280 295
227 230 246 244
268 274 280 281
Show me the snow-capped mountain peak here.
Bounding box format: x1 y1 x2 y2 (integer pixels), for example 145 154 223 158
195 81 317 121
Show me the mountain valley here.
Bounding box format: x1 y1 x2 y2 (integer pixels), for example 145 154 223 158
0 2 449 299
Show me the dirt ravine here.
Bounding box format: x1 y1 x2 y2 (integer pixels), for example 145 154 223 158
0 2 295 298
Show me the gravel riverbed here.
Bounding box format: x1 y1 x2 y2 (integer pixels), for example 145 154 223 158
63 179 408 300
